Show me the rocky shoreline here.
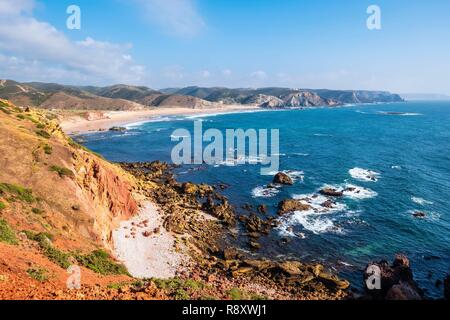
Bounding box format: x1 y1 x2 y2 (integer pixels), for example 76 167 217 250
118 161 351 300
118 161 449 300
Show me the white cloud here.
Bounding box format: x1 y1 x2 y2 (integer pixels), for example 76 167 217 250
0 0 34 15
250 70 267 80
0 0 146 85
201 70 210 78
222 69 232 77
134 0 205 37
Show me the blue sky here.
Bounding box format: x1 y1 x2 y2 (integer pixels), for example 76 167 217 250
0 0 449 94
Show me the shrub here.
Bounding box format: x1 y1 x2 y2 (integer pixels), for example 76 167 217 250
228 288 243 300
151 278 205 300
0 202 6 211
23 230 54 242
23 231 70 268
0 183 35 203
36 130 51 139
0 107 11 114
27 267 49 282
24 231 128 275
49 165 74 178
75 250 129 276
31 207 44 215
0 219 18 245
67 138 105 159
36 123 45 129
16 114 26 120
43 144 53 155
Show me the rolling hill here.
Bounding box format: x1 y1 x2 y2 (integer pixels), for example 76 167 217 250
0 80 404 110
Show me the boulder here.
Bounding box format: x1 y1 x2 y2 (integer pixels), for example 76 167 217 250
278 199 311 215
318 272 351 290
321 200 335 208
278 261 304 276
273 172 293 185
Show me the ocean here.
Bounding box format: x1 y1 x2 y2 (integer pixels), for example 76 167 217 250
77 101 450 298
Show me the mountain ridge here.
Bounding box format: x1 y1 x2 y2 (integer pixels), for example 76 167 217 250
0 79 404 110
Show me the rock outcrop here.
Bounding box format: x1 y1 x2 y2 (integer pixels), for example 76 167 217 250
278 199 311 215
273 172 293 185
363 254 423 300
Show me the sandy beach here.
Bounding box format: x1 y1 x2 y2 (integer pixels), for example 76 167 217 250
60 105 261 135
112 202 186 279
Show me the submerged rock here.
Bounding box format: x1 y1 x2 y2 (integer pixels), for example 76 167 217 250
273 172 293 185
412 211 426 218
319 188 344 197
257 204 268 215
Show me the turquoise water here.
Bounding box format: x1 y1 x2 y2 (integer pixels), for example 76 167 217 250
78 101 450 298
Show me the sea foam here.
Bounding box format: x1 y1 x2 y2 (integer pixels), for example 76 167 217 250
412 197 433 206
251 185 280 198
349 167 380 182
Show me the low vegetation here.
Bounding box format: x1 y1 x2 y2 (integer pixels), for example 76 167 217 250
0 183 35 203
68 137 104 159
43 144 53 155
152 278 206 300
74 250 129 276
36 130 51 139
27 267 49 282
227 288 267 300
31 207 44 215
24 231 128 275
0 201 6 211
49 165 74 178
0 219 18 245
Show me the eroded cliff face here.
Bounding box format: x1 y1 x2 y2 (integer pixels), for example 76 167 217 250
73 152 138 249
0 99 138 252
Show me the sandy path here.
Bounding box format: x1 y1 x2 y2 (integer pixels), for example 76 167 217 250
60 105 261 135
112 202 184 279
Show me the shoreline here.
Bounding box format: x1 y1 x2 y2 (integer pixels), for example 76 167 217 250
60 105 262 135
58 102 402 135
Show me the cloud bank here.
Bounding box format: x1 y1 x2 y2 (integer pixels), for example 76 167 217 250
0 0 146 85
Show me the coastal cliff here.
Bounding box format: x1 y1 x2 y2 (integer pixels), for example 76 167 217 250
0 99 141 298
